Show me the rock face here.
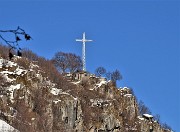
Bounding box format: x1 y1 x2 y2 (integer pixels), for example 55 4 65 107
0 57 171 132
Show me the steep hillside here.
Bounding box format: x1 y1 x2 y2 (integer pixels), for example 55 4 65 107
0 55 172 132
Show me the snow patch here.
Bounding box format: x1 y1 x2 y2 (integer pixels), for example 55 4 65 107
0 119 18 132
31 118 35 121
30 62 39 69
124 94 132 97
0 59 17 68
96 80 107 87
0 59 28 82
0 72 15 82
143 114 153 118
8 84 21 101
74 97 78 100
53 99 62 104
51 88 62 95
14 67 27 75
138 116 144 121
71 81 81 85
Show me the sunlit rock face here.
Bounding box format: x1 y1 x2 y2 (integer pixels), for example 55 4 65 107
0 57 171 132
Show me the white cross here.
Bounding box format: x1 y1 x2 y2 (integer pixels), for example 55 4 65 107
76 32 93 71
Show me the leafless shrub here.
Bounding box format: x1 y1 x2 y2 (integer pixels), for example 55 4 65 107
154 114 161 123
161 123 172 131
15 57 30 69
0 44 9 59
95 67 106 77
22 49 39 61
0 44 16 59
138 100 151 115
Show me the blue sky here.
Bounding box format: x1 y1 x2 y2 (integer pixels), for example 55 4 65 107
0 0 179 131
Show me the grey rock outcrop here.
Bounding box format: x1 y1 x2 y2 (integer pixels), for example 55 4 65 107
0 58 172 132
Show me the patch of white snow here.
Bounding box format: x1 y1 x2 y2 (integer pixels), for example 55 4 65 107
143 114 153 118
53 99 62 104
0 119 18 132
14 67 27 75
51 88 62 95
96 80 107 87
124 94 132 97
8 84 21 100
71 81 81 85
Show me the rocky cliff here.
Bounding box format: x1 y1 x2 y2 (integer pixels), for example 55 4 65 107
0 57 171 132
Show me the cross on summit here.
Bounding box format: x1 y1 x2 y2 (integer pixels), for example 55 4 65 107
76 32 93 71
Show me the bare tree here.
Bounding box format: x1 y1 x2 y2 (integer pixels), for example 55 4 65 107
138 100 151 115
0 27 32 59
105 71 112 80
67 53 82 73
52 52 82 73
161 123 172 131
111 69 122 85
0 26 31 48
95 67 106 77
154 114 161 123
52 52 69 73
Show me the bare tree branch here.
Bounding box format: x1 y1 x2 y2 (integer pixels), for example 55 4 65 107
0 26 32 50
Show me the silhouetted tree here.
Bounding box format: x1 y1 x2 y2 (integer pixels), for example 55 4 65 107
95 67 106 77
52 52 69 73
67 53 82 73
52 51 82 73
111 69 122 85
105 71 112 80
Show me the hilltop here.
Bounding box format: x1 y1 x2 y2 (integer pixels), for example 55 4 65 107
0 44 172 132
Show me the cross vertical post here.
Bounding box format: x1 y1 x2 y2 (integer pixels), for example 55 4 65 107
76 32 93 71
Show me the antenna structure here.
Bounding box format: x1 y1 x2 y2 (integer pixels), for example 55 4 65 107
76 32 93 71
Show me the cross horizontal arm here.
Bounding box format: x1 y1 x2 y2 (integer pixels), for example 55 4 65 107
76 39 83 42
85 39 93 42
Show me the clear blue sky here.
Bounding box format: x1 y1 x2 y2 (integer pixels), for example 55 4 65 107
0 0 179 131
